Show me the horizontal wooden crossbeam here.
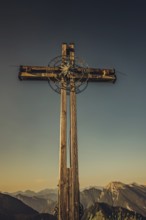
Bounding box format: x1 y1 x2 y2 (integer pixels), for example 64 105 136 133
19 65 116 83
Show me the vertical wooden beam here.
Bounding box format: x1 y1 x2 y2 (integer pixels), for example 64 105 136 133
66 168 71 219
58 43 68 220
70 79 80 220
69 43 75 65
59 43 80 220
58 79 67 220
62 43 67 63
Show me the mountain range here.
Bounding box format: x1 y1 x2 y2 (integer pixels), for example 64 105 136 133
3 181 146 219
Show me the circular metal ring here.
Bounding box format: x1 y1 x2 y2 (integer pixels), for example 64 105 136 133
47 55 89 94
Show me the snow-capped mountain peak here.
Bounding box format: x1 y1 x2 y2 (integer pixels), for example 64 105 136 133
106 181 126 192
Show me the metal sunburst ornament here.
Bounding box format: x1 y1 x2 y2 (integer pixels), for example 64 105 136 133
48 55 89 94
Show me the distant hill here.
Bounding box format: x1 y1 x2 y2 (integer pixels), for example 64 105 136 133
12 187 101 214
0 193 57 220
9 188 57 198
16 194 57 214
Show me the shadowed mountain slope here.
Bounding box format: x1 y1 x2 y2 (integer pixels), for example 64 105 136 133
0 193 57 220
82 202 146 220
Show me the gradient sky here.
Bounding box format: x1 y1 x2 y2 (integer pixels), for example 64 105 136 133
0 0 146 192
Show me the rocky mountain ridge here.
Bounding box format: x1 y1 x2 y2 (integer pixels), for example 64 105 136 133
5 181 146 217
82 202 146 220
99 181 146 217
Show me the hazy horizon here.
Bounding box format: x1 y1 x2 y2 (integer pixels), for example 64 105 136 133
2 180 146 194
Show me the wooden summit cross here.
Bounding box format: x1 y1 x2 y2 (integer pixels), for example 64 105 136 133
19 43 116 220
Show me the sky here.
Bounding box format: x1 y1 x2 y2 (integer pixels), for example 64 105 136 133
0 0 146 192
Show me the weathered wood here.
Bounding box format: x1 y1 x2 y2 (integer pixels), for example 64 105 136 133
19 67 116 82
69 43 75 65
62 43 67 63
58 79 67 220
70 79 80 220
58 43 80 220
